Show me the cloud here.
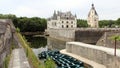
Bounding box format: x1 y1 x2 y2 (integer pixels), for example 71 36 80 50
11 6 38 17
0 0 120 20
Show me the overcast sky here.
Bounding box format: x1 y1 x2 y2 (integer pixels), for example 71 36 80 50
0 0 120 20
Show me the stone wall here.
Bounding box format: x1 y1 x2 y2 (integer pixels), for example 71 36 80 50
47 37 66 50
75 30 104 44
47 28 120 48
47 28 75 41
0 19 15 68
96 31 120 48
66 42 120 68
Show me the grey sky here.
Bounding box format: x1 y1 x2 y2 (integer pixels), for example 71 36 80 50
0 0 120 20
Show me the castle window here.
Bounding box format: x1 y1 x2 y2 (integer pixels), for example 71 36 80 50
55 22 56 26
66 21 69 24
94 19 96 21
62 21 64 23
67 17 68 19
71 25 73 28
66 25 69 28
62 25 64 28
71 21 73 24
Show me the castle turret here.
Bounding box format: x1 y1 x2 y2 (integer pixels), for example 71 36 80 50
87 4 99 28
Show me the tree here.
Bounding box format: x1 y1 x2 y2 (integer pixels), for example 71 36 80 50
110 35 120 56
77 19 88 27
99 20 115 28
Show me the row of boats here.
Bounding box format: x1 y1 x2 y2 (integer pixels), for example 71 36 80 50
38 50 84 68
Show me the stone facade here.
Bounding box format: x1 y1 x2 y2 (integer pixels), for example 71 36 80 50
47 11 77 29
66 42 120 68
87 4 99 28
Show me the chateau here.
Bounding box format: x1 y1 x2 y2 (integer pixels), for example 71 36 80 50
87 4 99 28
47 4 99 29
47 11 77 29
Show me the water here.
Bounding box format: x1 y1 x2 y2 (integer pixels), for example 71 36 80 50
25 35 66 56
25 35 92 68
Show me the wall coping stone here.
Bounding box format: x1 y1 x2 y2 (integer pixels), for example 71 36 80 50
67 42 120 57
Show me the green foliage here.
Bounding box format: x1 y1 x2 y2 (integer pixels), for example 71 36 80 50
16 27 20 32
17 33 56 68
110 35 120 41
14 17 47 32
45 57 56 68
3 55 11 68
99 20 115 28
3 40 15 68
17 33 41 68
25 35 47 48
0 14 47 32
116 18 120 25
77 19 88 27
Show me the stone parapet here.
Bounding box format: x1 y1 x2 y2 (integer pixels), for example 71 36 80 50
66 42 120 68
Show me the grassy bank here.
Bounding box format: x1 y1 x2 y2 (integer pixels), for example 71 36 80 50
17 32 41 68
3 39 16 68
17 32 56 68
3 55 11 68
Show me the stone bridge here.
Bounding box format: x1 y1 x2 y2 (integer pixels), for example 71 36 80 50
60 42 120 68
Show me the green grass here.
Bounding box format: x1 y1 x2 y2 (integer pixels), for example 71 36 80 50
3 40 15 68
45 57 56 68
17 32 41 68
3 55 11 68
17 32 56 68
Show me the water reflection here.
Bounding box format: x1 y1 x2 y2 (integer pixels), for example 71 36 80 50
24 35 66 56
47 37 66 50
25 35 47 48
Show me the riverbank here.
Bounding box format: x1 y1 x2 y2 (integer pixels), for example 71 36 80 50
17 32 41 68
21 32 44 35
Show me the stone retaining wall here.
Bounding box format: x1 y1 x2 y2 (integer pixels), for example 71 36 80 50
47 28 75 41
0 19 15 68
66 42 120 68
47 28 120 48
96 31 120 48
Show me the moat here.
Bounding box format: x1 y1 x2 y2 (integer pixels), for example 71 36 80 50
24 35 92 68
25 35 66 55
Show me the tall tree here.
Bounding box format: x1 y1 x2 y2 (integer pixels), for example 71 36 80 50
110 35 120 56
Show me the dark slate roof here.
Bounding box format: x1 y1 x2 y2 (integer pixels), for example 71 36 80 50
88 4 98 17
49 11 76 20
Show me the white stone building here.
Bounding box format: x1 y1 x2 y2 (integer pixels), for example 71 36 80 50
47 11 77 29
87 4 99 28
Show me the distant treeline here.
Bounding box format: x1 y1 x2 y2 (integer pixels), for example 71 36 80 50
0 14 47 32
77 19 120 28
0 14 120 32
